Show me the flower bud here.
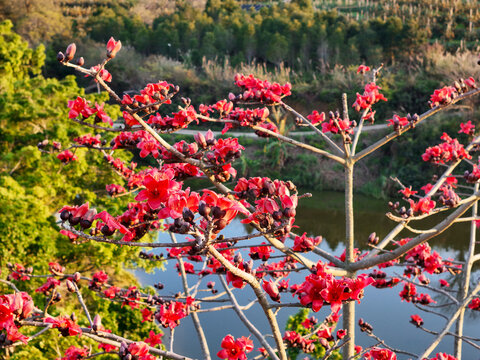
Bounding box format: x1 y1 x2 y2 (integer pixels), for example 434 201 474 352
283 207 296 218
65 43 76 62
182 208 195 223
60 210 71 222
57 51 65 62
368 232 378 245
212 206 226 219
215 219 228 233
92 314 102 331
194 132 207 149
198 201 211 218
106 37 122 59
66 279 76 293
80 209 97 229
76 57 84 66
101 224 115 236
73 272 81 282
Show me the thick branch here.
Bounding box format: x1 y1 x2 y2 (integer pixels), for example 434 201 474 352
207 245 287 360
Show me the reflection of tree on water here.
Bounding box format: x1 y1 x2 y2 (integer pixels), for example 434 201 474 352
292 190 474 253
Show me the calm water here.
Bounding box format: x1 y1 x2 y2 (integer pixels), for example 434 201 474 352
134 191 480 359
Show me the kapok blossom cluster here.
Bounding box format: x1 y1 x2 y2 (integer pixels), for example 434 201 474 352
57 150 78 164
73 133 102 147
67 97 113 126
0 292 33 344
146 106 198 132
429 77 476 108
234 177 298 239
306 110 354 136
294 261 374 313
234 73 292 104
352 82 388 123
217 334 253 360
121 81 174 108
422 133 471 165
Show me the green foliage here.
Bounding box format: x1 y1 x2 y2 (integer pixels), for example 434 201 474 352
0 20 45 93
285 308 341 360
0 19 159 359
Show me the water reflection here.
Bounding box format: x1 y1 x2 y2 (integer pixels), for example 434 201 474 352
134 191 480 359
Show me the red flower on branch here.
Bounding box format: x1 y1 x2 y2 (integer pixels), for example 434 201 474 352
217 334 254 360
408 197 435 215
126 342 156 360
426 353 458 360
398 186 417 199
73 133 102 147
35 277 61 294
364 347 397 360
422 133 471 164
156 301 188 329
106 37 122 58
135 168 181 210
57 346 90 360
144 330 163 347
57 150 78 164
357 65 371 74
307 110 325 125
67 97 95 119
410 314 424 327
429 86 457 108
89 65 112 82
458 120 475 135
45 316 82 337
262 280 281 302
249 243 273 261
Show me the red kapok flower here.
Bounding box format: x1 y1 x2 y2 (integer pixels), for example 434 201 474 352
106 37 122 58
410 314 424 327
135 168 181 210
217 334 254 360
468 297 480 310
364 347 397 360
357 65 371 74
45 316 82 337
57 346 90 360
57 150 78 164
144 330 163 347
398 186 417 199
459 120 475 135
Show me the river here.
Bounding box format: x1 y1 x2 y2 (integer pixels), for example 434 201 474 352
134 191 480 359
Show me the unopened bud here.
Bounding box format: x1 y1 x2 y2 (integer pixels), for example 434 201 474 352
65 43 76 62
66 280 76 292
368 232 378 245
73 272 81 282
93 314 102 331
76 57 84 66
57 51 65 62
